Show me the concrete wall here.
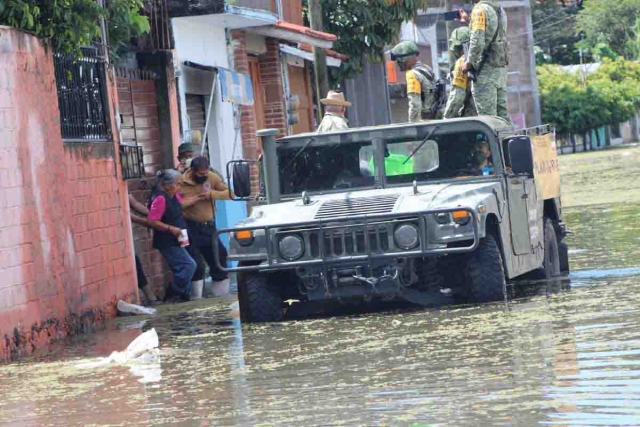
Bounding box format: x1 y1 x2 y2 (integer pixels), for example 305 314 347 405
0 27 137 361
171 18 247 231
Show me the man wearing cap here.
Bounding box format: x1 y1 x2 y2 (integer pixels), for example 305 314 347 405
317 90 350 133
444 27 478 119
390 41 437 122
177 142 196 173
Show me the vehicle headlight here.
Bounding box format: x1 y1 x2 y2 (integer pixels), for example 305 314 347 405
278 234 305 260
394 224 419 250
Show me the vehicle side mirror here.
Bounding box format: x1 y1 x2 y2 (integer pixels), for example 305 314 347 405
228 161 252 199
507 136 534 176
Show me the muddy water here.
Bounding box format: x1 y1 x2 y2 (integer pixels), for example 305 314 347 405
3 159 640 425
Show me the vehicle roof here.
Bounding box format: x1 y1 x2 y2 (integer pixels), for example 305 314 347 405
276 116 514 142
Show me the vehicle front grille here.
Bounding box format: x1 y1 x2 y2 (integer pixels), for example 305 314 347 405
314 195 400 220
308 225 392 258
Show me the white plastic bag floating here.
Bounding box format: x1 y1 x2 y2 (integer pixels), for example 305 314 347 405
76 329 162 384
117 300 157 316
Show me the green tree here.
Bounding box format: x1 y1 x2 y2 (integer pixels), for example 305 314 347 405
538 59 640 144
576 0 640 60
303 0 428 82
531 0 582 65
0 0 149 58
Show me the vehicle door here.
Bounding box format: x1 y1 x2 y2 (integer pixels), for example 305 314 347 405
506 175 532 255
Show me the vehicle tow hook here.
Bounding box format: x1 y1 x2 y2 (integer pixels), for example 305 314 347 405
352 270 399 287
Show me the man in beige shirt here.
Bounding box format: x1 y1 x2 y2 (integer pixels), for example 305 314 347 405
180 156 233 298
317 90 351 133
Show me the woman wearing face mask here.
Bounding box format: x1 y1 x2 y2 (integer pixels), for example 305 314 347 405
180 157 234 299
147 169 204 302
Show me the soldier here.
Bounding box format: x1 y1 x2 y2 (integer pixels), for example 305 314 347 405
459 0 510 121
390 41 438 122
317 90 350 133
444 27 478 119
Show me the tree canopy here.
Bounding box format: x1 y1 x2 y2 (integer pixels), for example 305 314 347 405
303 0 428 82
576 0 640 60
538 59 640 137
0 0 149 58
531 0 582 65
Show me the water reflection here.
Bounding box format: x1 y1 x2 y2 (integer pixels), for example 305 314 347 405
1 202 640 425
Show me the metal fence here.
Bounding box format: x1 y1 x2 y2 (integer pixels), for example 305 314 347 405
119 144 146 180
54 47 111 142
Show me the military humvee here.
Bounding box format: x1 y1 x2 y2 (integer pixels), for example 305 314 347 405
215 117 570 322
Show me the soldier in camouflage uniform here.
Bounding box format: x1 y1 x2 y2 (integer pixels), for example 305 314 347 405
444 27 477 119
460 0 510 121
390 41 437 122
317 90 350 133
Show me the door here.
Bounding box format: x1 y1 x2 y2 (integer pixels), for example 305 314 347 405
287 63 314 134
507 176 532 255
248 56 266 132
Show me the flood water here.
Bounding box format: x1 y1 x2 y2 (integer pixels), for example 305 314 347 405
3 158 640 425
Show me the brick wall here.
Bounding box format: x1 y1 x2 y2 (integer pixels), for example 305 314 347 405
259 38 287 138
0 27 137 361
232 30 262 196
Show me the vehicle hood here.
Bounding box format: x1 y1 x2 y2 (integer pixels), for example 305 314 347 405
232 182 500 229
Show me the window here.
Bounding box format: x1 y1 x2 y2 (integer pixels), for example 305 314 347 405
385 131 495 184
54 47 111 142
278 141 375 195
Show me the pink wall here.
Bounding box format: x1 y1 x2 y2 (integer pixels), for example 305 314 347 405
0 27 138 361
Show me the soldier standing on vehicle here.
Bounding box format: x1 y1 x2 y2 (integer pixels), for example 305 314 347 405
458 0 510 121
444 27 478 119
317 90 350 133
390 41 440 122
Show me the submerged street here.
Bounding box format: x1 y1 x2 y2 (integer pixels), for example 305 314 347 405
2 146 640 426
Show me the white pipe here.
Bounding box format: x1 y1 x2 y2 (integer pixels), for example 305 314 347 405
201 73 218 156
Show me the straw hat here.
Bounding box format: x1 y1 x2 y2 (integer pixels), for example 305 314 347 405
320 90 351 107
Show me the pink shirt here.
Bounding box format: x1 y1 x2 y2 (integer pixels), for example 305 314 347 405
148 193 183 221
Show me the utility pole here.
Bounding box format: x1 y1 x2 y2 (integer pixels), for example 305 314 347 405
309 0 330 124
445 0 454 70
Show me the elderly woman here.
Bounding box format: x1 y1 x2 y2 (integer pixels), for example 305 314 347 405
147 169 204 302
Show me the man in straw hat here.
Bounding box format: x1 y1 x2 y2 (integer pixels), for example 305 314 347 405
317 90 351 133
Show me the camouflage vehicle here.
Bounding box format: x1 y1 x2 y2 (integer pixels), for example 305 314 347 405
217 117 570 322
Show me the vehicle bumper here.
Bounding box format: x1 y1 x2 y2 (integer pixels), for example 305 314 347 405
214 208 479 272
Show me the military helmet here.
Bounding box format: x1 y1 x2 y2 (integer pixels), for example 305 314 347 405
391 41 420 62
449 27 471 51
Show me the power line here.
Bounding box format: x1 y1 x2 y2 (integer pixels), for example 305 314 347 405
509 14 576 39
532 8 569 27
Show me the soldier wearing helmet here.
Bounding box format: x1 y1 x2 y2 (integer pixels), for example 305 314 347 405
390 41 437 122
444 27 477 119
458 0 510 121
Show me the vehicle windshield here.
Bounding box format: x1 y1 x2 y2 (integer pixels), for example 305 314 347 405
278 141 375 195
384 131 494 185
277 131 494 195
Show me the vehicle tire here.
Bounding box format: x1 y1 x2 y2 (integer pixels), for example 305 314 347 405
415 257 445 291
527 218 562 280
460 232 506 303
237 271 283 323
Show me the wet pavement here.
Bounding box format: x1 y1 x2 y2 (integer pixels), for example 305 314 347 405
3 151 640 425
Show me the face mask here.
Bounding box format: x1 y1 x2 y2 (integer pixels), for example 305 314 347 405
194 175 207 184
184 158 193 169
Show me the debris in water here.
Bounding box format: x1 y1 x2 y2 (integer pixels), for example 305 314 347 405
117 300 157 316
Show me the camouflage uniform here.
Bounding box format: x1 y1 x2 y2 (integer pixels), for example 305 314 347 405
406 61 437 122
391 41 437 122
317 112 349 133
444 27 477 119
467 0 510 121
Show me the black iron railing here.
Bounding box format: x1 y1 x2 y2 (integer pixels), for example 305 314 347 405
54 47 111 142
119 145 146 180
